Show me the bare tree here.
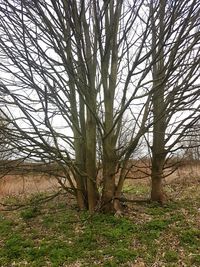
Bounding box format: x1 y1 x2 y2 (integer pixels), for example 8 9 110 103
0 0 157 213
148 0 200 203
0 0 199 212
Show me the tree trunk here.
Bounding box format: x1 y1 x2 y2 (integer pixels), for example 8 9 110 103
74 140 88 210
101 166 116 212
101 139 117 213
151 178 163 203
76 178 87 210
114 160 129 213
151 157 165 204
85 111 99 213
150 0 167 204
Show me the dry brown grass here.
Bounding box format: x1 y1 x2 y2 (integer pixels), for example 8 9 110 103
0 161 200 198
0 173 59 198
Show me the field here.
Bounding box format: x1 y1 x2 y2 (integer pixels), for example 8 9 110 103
0 163 200 266
0 160 200 198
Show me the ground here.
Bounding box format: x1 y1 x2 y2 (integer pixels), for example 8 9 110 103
0 177 199 267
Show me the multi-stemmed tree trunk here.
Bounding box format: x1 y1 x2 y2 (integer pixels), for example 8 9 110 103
0 0 152 213
100 1 123 212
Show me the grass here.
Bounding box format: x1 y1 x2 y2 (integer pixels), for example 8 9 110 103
0 182 200 266
164 250 179 263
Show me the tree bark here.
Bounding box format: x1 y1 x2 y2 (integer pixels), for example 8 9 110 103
151 156 165 203
74 139 87 210
101 138 117 213
150 0 167 203
85 110 99 213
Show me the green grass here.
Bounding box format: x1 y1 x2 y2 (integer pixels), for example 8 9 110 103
20 206 40 220
180 228 200 248
123 184 149 196
0 183 199 266
164 250 179 263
